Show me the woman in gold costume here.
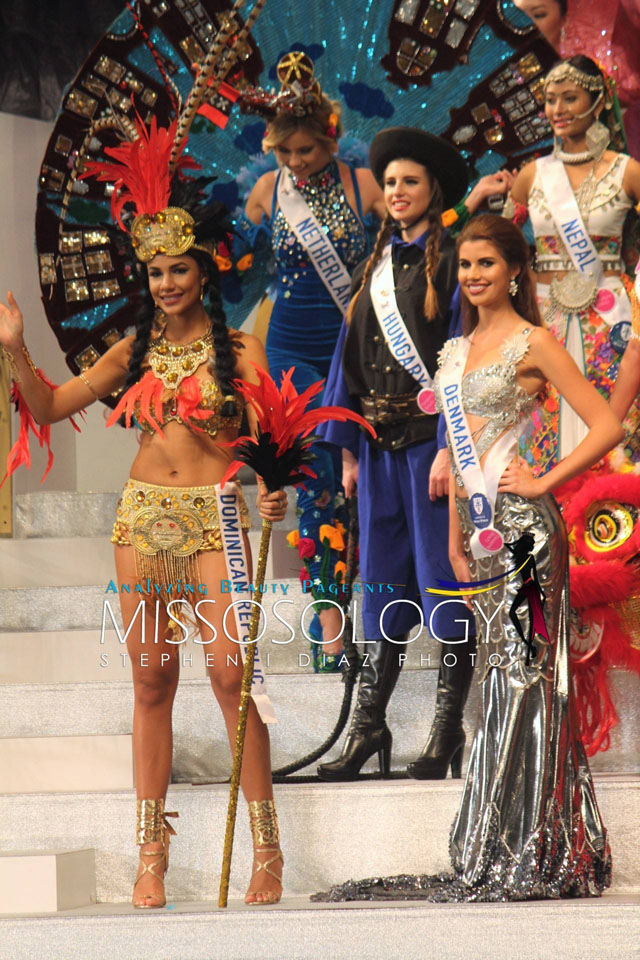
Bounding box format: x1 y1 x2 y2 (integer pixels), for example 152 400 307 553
0 119 287 909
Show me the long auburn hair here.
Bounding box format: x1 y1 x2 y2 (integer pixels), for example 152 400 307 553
346 167 444 324
456 216 541 336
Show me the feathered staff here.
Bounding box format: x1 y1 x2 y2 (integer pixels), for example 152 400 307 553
217 364 374 908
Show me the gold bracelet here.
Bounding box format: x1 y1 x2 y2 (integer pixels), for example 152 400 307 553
78 371 100 400
1 346 21 382
21 345 38 378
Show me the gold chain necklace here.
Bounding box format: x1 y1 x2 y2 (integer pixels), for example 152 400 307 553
148 327 213 389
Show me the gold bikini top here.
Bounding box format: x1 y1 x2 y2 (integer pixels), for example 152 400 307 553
108 328 243 438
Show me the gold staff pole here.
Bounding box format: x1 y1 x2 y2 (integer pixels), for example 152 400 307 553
218 516 272 908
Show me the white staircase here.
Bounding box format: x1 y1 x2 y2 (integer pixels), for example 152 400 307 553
0 487 638 958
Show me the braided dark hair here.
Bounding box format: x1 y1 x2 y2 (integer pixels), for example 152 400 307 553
423 179 444 322
346 213 394 324
189 248 243 418
121 277 156 391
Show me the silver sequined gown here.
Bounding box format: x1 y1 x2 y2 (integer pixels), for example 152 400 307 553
315 328 611 903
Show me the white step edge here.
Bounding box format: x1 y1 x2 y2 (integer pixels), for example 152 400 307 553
0 849 96 914
0 778 637 902
0 735 134 794
0 530 281 588
0 895 638 960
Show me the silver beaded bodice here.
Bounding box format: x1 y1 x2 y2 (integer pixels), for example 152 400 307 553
435 327 540 486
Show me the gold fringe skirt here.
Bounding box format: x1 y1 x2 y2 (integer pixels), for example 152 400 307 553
111 478 251 589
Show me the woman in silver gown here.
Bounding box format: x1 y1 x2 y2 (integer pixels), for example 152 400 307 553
316 216 620 902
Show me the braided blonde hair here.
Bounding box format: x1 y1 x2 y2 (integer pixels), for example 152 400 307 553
345 213 395 324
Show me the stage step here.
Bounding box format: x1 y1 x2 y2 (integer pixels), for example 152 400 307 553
0 849 96 915
0 778 637 907
0 670 636 781
15 492 120 539
0 574 339 636
0 673 453 781
0 735 134 794
13 477 295 540
1 895 638 960
0 530 293 590
0 623 448 681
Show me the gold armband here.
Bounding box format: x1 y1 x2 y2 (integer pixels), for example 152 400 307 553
78 371 100 400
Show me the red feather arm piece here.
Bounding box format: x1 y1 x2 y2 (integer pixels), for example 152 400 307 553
219 364 376 489
106 371 165 435
81 114 200 231
1 371 85 487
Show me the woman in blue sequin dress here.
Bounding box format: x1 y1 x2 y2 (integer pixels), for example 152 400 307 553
243 54 384 665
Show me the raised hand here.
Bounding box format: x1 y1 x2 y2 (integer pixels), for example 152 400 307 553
464 169 515 216
0 291 25 352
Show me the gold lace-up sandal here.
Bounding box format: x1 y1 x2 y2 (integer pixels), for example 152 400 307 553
245 799 284 905
132 798 178 909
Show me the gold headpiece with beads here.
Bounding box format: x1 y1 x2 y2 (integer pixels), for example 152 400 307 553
82 115 217 264
129 208 215 263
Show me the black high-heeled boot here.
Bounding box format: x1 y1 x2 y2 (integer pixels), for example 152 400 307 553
407 635 477 780
317 636 406 781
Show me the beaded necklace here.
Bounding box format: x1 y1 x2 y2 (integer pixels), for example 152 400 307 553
148 327 213 389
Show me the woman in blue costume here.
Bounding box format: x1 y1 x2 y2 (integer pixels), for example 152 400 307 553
242 53 384 667
316 128 477 781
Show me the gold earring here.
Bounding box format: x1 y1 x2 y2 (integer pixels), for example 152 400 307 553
508 276 518 296
200 286 205 302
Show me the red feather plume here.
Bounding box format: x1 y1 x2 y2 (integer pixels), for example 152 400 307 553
81 113 200 232
220 364 376 491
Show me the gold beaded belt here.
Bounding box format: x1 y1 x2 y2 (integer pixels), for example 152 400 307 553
360 392 428 426
112 478 251 587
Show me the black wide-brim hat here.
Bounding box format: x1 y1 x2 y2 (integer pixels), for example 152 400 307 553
369 127 469 210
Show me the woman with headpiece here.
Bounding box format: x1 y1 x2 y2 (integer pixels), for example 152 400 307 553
493 55 640 472
513 0 640 158
316 128 477 783
241 52 385 670
0 117 288 908
316 215 620 902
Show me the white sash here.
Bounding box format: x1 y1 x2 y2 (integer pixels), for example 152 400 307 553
370 244 436 413
277 169 353 312
538 156 631 458
538 155 603 281
214 482 276 724
439 338 524 559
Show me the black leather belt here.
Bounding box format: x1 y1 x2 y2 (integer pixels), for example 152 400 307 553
360 392 428 426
